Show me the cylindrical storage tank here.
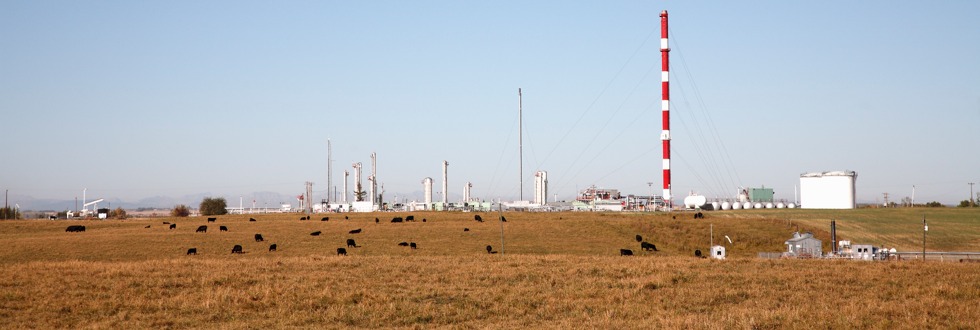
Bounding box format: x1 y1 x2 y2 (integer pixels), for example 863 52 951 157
765 202 774 209
776 202 785 208
732 201 742 210
710 202 720 211
799 171 857 209
743 202 752 209
787 203 796 209
683 195 707 209
721 202 731 210
754 202 763 209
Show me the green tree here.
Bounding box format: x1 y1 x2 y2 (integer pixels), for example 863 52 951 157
354 182 366 202
199 197 228 216
957 200 972 208
171 204 190 217
925 201 944 207
109 207 127 219
0 206 20 220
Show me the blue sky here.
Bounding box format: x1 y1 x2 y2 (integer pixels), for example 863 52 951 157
2 1 979 206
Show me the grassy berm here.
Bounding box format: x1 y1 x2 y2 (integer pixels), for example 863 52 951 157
1 210 977 328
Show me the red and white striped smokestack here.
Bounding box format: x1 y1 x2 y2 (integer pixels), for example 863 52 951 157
660 10 672 207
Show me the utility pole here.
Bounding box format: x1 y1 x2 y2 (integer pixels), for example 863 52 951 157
518 88 523 202
911 185 915 207
922 216 927 261
882 193 889 207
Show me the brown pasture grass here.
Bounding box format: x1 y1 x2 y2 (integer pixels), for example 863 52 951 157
0 211 977 328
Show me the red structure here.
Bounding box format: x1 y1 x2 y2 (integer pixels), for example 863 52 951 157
659 10 672 207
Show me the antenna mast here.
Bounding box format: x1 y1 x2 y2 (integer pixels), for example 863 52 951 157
327 139 332 204
660 10 673 208
519 88 523 201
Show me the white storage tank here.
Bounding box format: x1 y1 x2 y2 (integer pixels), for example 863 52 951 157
732 201 742 210
743 202 752 209
721 202 731 210
765 202 774 209
710 201 720 211
684 195 707 209
800 171 857 209
754 203 763 209
776 202 785 208
787 203 796 209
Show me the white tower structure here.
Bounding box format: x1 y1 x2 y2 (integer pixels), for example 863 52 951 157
534 171 548 205
352 162 363 201
422 177 434 206
369 152 377 206
343 170 349 203
442 160 449 205
463 182 472 204
327 139 332 204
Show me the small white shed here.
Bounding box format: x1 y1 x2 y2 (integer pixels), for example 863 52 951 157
710 245 726 260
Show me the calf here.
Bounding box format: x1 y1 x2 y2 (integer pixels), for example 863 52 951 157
405 215 415 222
169 223 176 230
336 247 347 256
65 225 86 232
398 242 409 246
269 244 277 252
219 226 228 232
186 248 197 255
254 234 264 242
231 245 244 254
310 231 321 236
620 249 634 256
641 242 658 251
409 242 417 250
321 217 329 221
249 218 256 222
349 228 362 234
391 217 403 223
196 225 207 233
346 238 358 248
474 215 483 222
635 234 643 242
486 245 494 254
207 217 216 222
500 216 507 222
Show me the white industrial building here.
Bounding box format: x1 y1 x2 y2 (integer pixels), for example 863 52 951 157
534 171 548 205
800 171 857 209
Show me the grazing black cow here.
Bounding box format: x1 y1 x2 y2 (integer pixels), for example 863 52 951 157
65 225 86 232
694 249 703 258
398 242 409 246
300 216 308 221
391 217 403 223
345 216 349 220
321 217 329 221
196 225 207 233
375 218 379 223
463 228 470 232
207 217 216 222
474 215 483 222
145 225 151 228
346 239 358 248
486 245 494 254
620 249 634 256
409 242 417 249
269 244 277 252
672 216 676 220
249 218 256 222
337 248 347 256
422 218 426 222
405 215 415 222
163 222 170 224
254 234 264 242
231 245 243 254
641 242 658 251
169 223 176 230
219 226 228 232
49 215 57 220
310 231 321 236
693 212 705 219
500 216 507 222
635 235 643 242
349 229 362 234
186 248 197 255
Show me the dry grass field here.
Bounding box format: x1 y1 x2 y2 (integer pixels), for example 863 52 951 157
1 210 978 328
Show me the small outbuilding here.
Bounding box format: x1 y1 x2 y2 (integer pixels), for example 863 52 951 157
784 232 822 257
710 245 726 260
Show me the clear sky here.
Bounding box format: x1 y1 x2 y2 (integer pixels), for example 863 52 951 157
2 1 979 206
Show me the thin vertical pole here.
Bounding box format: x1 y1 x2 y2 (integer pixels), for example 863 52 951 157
660 11 672 208
922 216 927 261
518 88 523 201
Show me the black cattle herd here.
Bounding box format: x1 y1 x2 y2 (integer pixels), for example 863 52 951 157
63 212 709 257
